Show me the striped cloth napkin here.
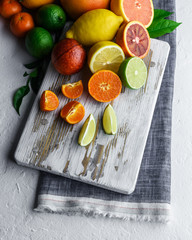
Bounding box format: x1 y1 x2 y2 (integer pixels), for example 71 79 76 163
34 0 176 222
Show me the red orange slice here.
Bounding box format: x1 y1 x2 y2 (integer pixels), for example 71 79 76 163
110 0 154 28
115 21 150 59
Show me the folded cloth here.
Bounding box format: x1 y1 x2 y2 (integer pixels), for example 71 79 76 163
34 0 176 222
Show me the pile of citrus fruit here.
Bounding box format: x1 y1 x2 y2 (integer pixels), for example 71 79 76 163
0 0 154 146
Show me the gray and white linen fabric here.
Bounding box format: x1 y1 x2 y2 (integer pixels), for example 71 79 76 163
34 0 176 222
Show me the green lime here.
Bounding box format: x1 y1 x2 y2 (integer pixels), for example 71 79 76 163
118 57 147 89
25 27 53 59
78 114 96 147
36 4 66 32
103 104 117 135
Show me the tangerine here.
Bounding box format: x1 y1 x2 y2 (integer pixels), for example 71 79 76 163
60 101 85 124
88 70 122 102
61 80 83 99
10 12 35 38
115 21 150 59
40 90 59 112
0 0 22 19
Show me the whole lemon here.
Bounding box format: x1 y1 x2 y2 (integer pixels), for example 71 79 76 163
66 9 123 46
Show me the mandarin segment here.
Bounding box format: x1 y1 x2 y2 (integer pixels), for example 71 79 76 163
61 80 83 99
60 101 85 124
40 90 59 112
88 70 122 102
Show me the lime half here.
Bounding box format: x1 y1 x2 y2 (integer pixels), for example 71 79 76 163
103 104 117 135
118 57 147 89
78 114 96 146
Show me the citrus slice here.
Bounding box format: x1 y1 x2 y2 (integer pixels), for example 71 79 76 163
40 90 59 111
61 80 83 99
88 70 122 102
110 0 154 28
88 41 125 74
60 101 85 124
103 104 117 135
116 21 150 59
78 114 96 146
118 57 147 89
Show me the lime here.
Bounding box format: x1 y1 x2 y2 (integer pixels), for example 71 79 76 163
36 4 66 32
78 114 96 147
88 41 125 74
25 27 53 59
118 57 147 89
103 104 117 135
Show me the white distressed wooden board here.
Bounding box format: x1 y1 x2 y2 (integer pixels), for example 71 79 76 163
15 31 170 194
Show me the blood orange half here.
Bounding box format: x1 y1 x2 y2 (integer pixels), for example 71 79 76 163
110 0 154 28
115 21 150 59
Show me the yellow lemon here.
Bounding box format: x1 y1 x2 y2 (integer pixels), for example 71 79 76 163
66 9 123 46
88 41 125 73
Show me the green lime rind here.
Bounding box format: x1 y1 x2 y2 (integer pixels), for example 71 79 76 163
78 114 96 147
25 27 54 59
103 104 117 135
36 4 66 32
118 57 147 90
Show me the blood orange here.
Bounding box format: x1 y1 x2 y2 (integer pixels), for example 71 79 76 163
110 0 154 28
115 21 150 59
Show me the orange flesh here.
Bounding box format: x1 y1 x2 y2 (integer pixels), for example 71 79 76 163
40 90 59 111
60 101 85 124
126 23 149 57
61 80 83 99
123 0 153 27
88 70 122 102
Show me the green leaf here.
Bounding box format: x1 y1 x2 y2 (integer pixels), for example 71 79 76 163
29 68 38 78
24 60 42 69
13 84 30 115
153 9 173 22
23 72 29 77
148 18 181 38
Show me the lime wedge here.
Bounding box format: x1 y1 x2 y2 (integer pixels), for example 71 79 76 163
78 114 96 146
103 104 117 135
118 57 147 89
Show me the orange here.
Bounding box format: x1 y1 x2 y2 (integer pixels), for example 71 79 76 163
88 70 122 102
0 0 22 19
60 101 85 124
10 12 35 38
115 21 151 59
61 80 83 99
60 0 110 20
40 90 59 112
20 0 54 9
110 0 154 28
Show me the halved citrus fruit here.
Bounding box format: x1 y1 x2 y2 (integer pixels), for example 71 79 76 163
118 57 147 89
61 80 83 99
88 70 122 102
40 90 59 112
115 21 150 59
88 41 125 74
110 0 154 28
60 101 85 124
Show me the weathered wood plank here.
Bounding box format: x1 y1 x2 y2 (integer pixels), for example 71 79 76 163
15 23 170 194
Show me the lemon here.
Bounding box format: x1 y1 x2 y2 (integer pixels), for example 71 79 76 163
88 41 125 74
103 104 117 135
66 9 123 46
78 114 96 146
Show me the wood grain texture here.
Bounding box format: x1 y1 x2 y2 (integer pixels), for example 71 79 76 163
15 24 170 194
